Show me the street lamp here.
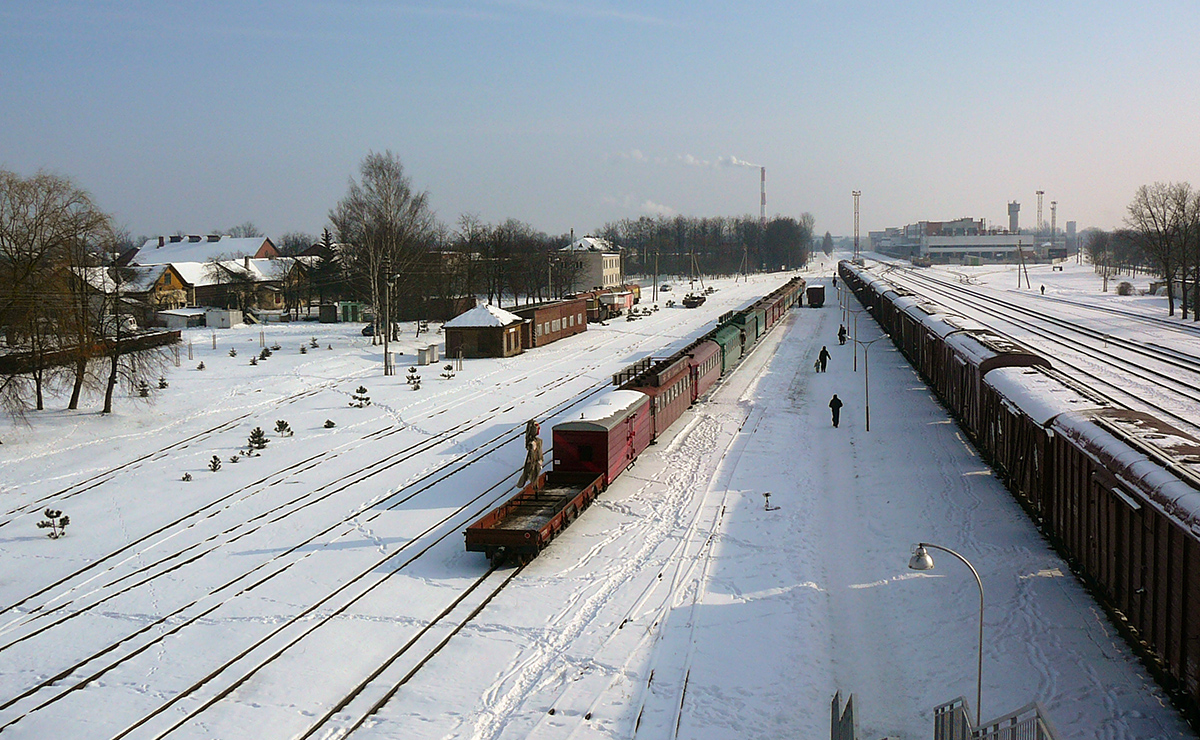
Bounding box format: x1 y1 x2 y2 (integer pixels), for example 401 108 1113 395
908 543 985 726
853 335 886 431
845 307 864 371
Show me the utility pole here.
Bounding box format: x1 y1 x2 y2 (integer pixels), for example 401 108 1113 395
383 256 392 376
1050 201 1057 255
852 190 861 262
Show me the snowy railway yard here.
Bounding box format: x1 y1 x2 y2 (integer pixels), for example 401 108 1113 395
1 256 1196 739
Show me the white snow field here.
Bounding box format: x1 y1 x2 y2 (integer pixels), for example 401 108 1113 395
0 255 1193 739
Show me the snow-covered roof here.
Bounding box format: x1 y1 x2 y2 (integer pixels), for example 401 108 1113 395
443 304 523 328
158 307 208 317
167 258 292 288
553 390 648 433
77 265 168 294
985 367 1106 426
133 236 276 265
561 236 617 253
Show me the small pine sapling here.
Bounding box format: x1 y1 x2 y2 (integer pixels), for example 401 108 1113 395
274 420 293 437
299 345 308 354
229 348 238 357
324 419 336 428
181 472 193 481
350 386 371 408
311 336 319 348
441 363 455 380
137 380 150 397
158 376 169 388
327 344 332 350
249 356 258 365
271 343 281 351
36 509 70 539
209 455 222 472
248 426 269 451
197 361 206 370
229 454 240 463
259 348 271 360
406 367 421 388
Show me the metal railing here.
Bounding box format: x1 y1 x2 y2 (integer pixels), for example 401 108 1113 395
934 697 1061 740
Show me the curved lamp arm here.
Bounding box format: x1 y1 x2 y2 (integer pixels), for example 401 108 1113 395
909 543 984 726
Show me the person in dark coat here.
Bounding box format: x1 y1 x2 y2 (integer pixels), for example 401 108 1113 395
838 324 847 345
818 345 831 372
829 394 843 427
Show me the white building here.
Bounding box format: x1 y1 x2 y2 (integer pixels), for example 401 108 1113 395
561 236 621 291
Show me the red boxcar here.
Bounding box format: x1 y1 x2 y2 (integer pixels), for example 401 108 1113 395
620 356 693 442
686 339 722 403
553 390 652 485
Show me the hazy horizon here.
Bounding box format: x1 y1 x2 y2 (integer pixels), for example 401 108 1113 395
4 1 1198 242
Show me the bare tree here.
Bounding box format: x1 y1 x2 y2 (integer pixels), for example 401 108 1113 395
0 170 114 414
1126 182 1190 316
277 231 314 256
226 221 263 238
330 151 436 344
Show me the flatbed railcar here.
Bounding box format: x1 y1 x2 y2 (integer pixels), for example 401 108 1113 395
465 471 605 565
839 258 1200 724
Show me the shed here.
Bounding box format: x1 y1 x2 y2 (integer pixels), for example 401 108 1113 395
205 308 243 329
158 307 207 329
443 304 525 358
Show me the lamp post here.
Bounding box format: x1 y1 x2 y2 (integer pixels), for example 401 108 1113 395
854 335 886 431
908 543 984 726
845 307 864 371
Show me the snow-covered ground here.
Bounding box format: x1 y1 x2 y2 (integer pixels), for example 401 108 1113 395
0 254 1193 739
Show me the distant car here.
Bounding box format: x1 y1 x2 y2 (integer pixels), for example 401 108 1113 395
660 284 671 291
361 323 375 336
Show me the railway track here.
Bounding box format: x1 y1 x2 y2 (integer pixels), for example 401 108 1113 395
0 377 619 735
878 264 1200 434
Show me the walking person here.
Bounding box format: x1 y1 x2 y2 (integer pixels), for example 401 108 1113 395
838 324 847 346
829 394 843 428
818 345 831 372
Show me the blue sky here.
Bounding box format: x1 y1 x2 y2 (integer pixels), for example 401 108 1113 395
3 1 1199 241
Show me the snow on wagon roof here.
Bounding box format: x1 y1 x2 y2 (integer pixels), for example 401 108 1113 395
443 304 523 328
985 367 1107 426
554 390 649 433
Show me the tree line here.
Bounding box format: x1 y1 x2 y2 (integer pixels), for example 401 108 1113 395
1 151 817 412
1085 181 1200 320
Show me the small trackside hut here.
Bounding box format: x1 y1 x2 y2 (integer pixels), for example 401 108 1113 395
443 304 525 358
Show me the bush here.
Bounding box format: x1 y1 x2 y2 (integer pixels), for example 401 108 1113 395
248 426 269 450
324 419 336 428
36 508 70 539
1117 281 1134 296
350 386 371 407
209 455 222 472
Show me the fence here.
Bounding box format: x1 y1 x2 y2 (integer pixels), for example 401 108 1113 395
830 694 1061 740
934 697 1060 740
